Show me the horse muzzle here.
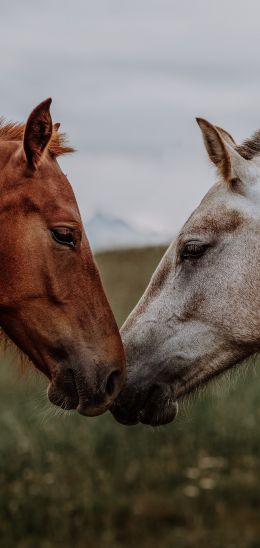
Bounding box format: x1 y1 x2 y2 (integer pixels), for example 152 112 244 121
47 362 125 416
111 382 178 426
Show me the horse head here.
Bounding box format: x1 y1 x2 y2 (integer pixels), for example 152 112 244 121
113 118 260 425
0 99 125 415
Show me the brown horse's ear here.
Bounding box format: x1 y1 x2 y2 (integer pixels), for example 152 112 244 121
54 122 60 131
23 98 53 169
196 118 231 181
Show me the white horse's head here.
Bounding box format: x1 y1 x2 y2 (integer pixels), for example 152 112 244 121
113 119 260 426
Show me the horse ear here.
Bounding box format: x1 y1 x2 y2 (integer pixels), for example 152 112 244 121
196 118 232 181
23 98 53 169
196 118 251 186
54 122 60 131
215 126 236 146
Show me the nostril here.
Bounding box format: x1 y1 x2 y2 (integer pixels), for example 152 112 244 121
106 370 121 397
67 368 78 396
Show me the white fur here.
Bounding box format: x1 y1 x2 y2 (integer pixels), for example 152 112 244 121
120 121 260 403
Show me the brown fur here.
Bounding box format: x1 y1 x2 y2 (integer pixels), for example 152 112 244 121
182 208 244 236
0 99 125 416
0 328 31 375
0 119 74 158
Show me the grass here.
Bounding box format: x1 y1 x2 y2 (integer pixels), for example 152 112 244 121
0 246 260 547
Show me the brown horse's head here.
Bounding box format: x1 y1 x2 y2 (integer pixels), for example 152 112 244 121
0 99 125 415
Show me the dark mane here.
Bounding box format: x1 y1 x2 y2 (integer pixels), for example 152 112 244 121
236 129 260 160
0 118 74 157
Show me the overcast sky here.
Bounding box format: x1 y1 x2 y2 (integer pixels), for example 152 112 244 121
1 0 260 237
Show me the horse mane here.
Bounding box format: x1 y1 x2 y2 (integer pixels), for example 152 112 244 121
0 118 75 157
236 129 260 160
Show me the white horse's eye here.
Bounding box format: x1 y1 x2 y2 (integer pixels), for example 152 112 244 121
181 242 209 260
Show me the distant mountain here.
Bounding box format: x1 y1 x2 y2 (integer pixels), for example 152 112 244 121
85 211 167 251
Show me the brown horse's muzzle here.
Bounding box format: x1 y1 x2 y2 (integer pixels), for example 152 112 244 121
47 361 125 416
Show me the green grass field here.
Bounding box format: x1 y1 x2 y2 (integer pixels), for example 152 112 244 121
1 246 260 548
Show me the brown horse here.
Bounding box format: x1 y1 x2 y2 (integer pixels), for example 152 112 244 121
0 98 125 416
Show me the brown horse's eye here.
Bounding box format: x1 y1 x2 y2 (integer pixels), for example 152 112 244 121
181 242 209 260
51 228 77 248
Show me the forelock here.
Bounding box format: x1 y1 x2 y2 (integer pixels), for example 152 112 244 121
236 130 260 160
0 118 74 158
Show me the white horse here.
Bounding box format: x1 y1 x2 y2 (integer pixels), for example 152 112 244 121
112 118 260 426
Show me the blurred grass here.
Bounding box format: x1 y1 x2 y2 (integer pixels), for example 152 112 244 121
0 246 260 547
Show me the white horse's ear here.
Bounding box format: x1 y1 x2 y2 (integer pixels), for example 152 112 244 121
196 118 248 184
196 118 231 180
215 126 236 146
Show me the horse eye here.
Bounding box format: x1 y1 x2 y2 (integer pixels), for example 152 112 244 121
51 228 76 248
181 242 208 260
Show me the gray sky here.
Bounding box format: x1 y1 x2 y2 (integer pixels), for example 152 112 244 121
1 0 260 236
